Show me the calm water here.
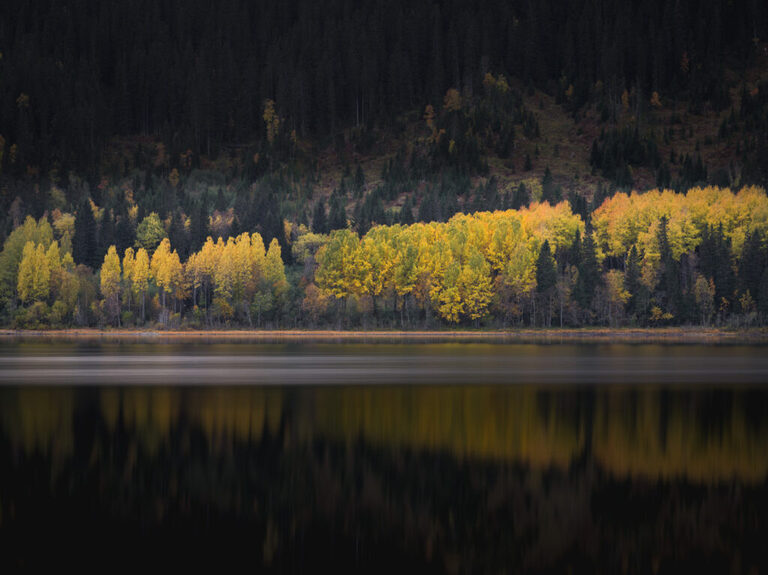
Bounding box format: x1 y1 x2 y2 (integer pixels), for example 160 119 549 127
1 341 767 572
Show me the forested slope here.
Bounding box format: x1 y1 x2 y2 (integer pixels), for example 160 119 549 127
1 0 768 328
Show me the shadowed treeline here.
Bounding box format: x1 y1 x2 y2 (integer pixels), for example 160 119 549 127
2 385 767 483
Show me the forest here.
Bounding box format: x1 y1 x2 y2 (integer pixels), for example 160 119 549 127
1 0 768 329
2 186 768 329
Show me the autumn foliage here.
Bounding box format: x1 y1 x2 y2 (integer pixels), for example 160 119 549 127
2 186 768 329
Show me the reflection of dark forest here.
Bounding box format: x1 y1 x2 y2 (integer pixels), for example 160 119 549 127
1 386 767 572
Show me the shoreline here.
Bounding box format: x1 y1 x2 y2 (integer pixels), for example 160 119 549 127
1 327 767 344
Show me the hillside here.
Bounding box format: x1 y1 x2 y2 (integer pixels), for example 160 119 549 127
1 0 768 329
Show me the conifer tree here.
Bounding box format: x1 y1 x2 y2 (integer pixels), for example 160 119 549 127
312 198 328 234
354 164 366 198
738 230 765 299
624 245 644 319
541 166 560 204
73 198 98 268
575 228 599 313
656 216 682 317
511 182 528 210
399 197 414 225
535 240 557 326
328 190 347 231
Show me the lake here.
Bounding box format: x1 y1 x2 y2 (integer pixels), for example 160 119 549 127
1 340 767 572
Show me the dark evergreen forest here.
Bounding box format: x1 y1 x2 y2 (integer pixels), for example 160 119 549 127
1 0 765 173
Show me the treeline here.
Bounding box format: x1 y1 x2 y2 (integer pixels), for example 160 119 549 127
0 0 765 173
1 186 767 329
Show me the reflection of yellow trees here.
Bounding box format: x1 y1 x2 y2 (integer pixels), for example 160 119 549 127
100 388 283 447
308 387 585 468
101 388 182 454
593 390 768 482
0 388 75 460
2 386 767 482
188 388 282 442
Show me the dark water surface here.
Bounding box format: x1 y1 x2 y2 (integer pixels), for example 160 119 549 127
1 342 767 572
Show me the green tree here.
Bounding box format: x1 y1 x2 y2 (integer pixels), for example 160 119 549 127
541 166 561 204
73 198 98 267
312 198 328 234
328 190 347 230
656 216 682 318
136 212 166 254
575 229 599 315
0 216 54 313
759 268 768 319
354 163 366 198
511 182 528 210
18 242 50 304
535 240 557 326
624 245 645 320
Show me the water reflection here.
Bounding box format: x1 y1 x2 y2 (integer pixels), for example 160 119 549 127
1 383 767 572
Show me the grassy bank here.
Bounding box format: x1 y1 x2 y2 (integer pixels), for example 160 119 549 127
1 327 767 344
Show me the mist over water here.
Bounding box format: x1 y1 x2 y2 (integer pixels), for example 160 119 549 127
1 342 767 572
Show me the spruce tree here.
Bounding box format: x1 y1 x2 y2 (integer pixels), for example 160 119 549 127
511 182 528 210
312 198 328 234
328 191 347 231
536 241 557 291
656 216 682 317
535 240 557 327
169 210 190 259
73 197 97 268
759 268 768 318
190 197 209 252
399 196 414 225
524 154 532 171
354 164 365 198
541 166 557 204
738 230 764 299
98 209 115 258
575 227 599 312
115 206 135 255
624 245 644 319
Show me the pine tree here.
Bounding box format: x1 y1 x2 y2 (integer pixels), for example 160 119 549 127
399 197 414 225
656 216 682 317
524 154 532 171
575 228 599 313
73 198 98 268
738 230 765 299
328 190 347 230
168 210 190 259
759 268 768 318
541 166 559 204
98 209 115 258
624 245 644 319
535 240 557 326
115 209 135 255
312 198 328 234
511 182 528 210
191 197 210 252
354 163 366 198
